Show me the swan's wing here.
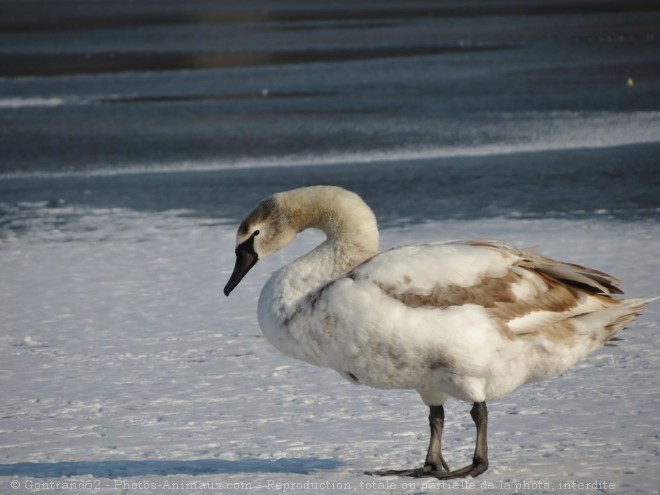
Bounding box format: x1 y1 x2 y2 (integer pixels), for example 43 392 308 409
342 240 625 336
463 240 623 295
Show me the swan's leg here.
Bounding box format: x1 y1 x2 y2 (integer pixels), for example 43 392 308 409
366 405 450 477
367 402 489 479
424 405 451 472
425 402 489 479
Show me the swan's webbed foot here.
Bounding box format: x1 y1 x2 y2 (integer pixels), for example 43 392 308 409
365 460 448 478
365 467 422 477
367 459 485 480
422 458 488 479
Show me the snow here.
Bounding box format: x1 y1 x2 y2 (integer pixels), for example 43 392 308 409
1 204 658 494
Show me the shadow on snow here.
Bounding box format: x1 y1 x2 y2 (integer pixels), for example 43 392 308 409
0 458 343 478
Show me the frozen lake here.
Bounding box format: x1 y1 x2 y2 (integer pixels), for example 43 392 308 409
1 1 659 494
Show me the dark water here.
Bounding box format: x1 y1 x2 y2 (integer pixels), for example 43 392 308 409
1 0 659 232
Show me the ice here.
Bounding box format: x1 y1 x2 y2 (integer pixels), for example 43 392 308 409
2 110 659 179
0 97 68 109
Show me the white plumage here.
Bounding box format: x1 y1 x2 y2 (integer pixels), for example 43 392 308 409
224 185 653 479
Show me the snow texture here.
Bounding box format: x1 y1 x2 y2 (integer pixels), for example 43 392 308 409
1 206 658 494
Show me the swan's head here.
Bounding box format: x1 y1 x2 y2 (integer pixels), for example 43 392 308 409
224 185 379 296
224 195 296 296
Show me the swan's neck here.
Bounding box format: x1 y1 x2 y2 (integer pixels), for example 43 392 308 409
280 186 379 263
259 186 379 326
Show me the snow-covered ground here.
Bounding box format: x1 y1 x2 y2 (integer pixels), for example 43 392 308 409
1 202 658 494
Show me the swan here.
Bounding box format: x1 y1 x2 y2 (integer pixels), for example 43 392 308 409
223 185 653 479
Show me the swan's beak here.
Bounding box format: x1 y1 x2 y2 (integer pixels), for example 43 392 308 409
224 246 258 296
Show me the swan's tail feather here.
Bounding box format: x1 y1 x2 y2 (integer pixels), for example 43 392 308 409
575 297 657 349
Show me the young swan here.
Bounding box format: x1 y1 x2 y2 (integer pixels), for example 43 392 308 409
224 185 653 479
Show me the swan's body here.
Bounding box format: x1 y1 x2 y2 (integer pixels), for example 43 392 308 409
224 185 653 479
